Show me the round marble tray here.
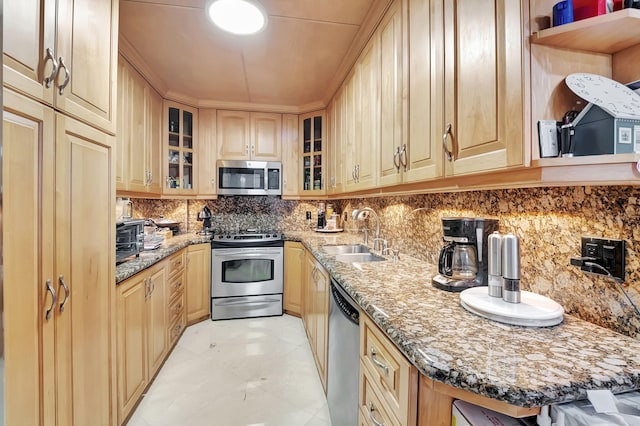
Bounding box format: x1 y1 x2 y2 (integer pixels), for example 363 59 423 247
460 287 564 327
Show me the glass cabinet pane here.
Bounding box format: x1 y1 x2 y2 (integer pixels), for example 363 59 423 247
300 112 324 193
165 103 196 192
183 111 193 137
169 107 179 133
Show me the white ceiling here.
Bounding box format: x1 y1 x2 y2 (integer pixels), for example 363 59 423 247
119 0 387 111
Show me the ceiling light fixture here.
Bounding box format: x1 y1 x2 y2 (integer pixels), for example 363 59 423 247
207 0 267 35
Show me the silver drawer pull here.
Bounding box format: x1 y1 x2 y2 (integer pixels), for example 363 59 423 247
44 48 58 88
58 275 70 313
370 347 389 375
368 402 385 426
45 279 57 321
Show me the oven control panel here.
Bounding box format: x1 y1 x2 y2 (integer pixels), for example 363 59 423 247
213 232 282 243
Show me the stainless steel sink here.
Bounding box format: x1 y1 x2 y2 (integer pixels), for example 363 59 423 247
322 244 371 255
334 253 386 263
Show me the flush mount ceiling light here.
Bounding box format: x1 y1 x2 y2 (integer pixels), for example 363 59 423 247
207 0 267 35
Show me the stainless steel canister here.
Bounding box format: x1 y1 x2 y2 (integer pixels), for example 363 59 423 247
487 231 503 298
502 233 521 303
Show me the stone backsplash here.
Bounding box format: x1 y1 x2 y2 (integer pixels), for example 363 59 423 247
132 185 640 338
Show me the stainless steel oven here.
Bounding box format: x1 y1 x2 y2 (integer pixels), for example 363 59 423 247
211 231 284 320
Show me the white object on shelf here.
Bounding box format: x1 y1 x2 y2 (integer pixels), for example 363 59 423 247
460 286 564 327
565 73 640 119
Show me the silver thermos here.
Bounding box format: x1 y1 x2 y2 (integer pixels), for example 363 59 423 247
487 232 503 298
502 233 521 303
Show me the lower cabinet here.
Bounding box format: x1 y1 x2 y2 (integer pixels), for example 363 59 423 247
186 243 212 324
116 261 167 425
359 314 418 426
167 250 187 347
284 241 305 315
303 249 330 392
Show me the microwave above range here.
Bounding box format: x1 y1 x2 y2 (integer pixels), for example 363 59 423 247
217 160 281 196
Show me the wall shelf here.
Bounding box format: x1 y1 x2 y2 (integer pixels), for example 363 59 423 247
531 9 640 54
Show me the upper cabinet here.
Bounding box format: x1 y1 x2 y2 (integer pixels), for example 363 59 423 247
328 89 345 195
3 0 118 135
299 111 327 195
116 56 162 195
217 110 282 161
282 114 300 197
164 101 198 195
198 109 218 198
441 0 525 177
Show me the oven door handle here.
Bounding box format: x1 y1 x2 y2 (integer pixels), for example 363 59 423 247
214 250 282 257
215 298 281 306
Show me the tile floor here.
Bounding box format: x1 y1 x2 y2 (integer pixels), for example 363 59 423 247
126 314 332 426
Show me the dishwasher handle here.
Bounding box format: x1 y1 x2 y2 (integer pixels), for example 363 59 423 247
331 280 359 325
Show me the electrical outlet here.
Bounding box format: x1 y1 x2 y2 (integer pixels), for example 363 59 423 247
580 236 626 281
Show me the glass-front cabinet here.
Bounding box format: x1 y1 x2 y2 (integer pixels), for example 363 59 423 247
300 111 326 195
164 100 197 194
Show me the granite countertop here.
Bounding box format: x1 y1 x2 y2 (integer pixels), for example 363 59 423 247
287 230 640 408
116 233 211 284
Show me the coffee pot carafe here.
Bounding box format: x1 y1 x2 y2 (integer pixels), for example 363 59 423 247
433 217 498 292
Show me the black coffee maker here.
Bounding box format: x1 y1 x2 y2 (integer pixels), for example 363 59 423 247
432 217 499 292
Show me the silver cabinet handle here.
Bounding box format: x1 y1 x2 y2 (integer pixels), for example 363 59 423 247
58 275 70 313
150 277 155 295
442 123 453 162
368 402 385 426
370 347 389 375
245 144 249 155
211 178 215 188
144 277 149 301
400 144 408 171
57 57 70 95
45 279 57 321
393 146 401 172
352 167 356 182
356 164 360 183
44 48 59 88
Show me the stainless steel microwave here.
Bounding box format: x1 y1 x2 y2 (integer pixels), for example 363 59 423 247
116 219 145 263
217 160 282 196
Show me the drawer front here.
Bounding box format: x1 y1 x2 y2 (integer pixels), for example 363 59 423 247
168 271 185 302
167 250 185 277
360 364 401 426
169 312 186 346
360 315 418 426
169 292 185 325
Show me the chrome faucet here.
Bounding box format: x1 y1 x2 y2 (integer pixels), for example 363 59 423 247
372 238 389 255
352 207 381 251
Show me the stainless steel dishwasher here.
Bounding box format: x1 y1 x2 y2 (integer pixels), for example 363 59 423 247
327 278 360 426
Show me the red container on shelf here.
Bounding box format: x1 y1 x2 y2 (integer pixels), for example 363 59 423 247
573 0 607 20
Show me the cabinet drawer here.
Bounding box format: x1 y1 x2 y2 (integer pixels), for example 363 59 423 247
169 292 185 325
168 313 185 346
167 250 185 277
168 271 185 302
360 315 418 426
360 364 401 426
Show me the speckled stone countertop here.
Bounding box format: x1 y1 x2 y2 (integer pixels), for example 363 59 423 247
287 231 640 408
116 234 211 284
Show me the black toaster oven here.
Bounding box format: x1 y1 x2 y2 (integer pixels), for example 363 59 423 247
116 219 145 263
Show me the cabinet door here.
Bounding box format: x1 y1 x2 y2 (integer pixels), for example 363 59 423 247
443 0 523 176
251 112 282 160
3 89 57 426
303 252 316 342
146 86 163 194
3 0 56 106
55 0 118 134
186 244 212 324
284 242 305 315
355 38 380 190
378 2 405 188
164 101 198 194
126 65 148 192
116 57 129 191
328 89 345 194
217 110 251 160
313 262 330 392
198 109 218 196
300 111 326 194
54 114 115 426
344 71 358 191
148 265 168 376
281 114 299 197
406 0 444 183
116 275 148 424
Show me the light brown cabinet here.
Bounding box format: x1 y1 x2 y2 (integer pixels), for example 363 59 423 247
282 114 300 197
3 0 118 134
197 109 218 197
116 56 163 194
116 261 167 424
217 110 282 161
167 250 188 346
284 241 305 315
4 88 116 426
164 101 198 194
303 250 330 392
186 243 212 324
328 87 345 194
